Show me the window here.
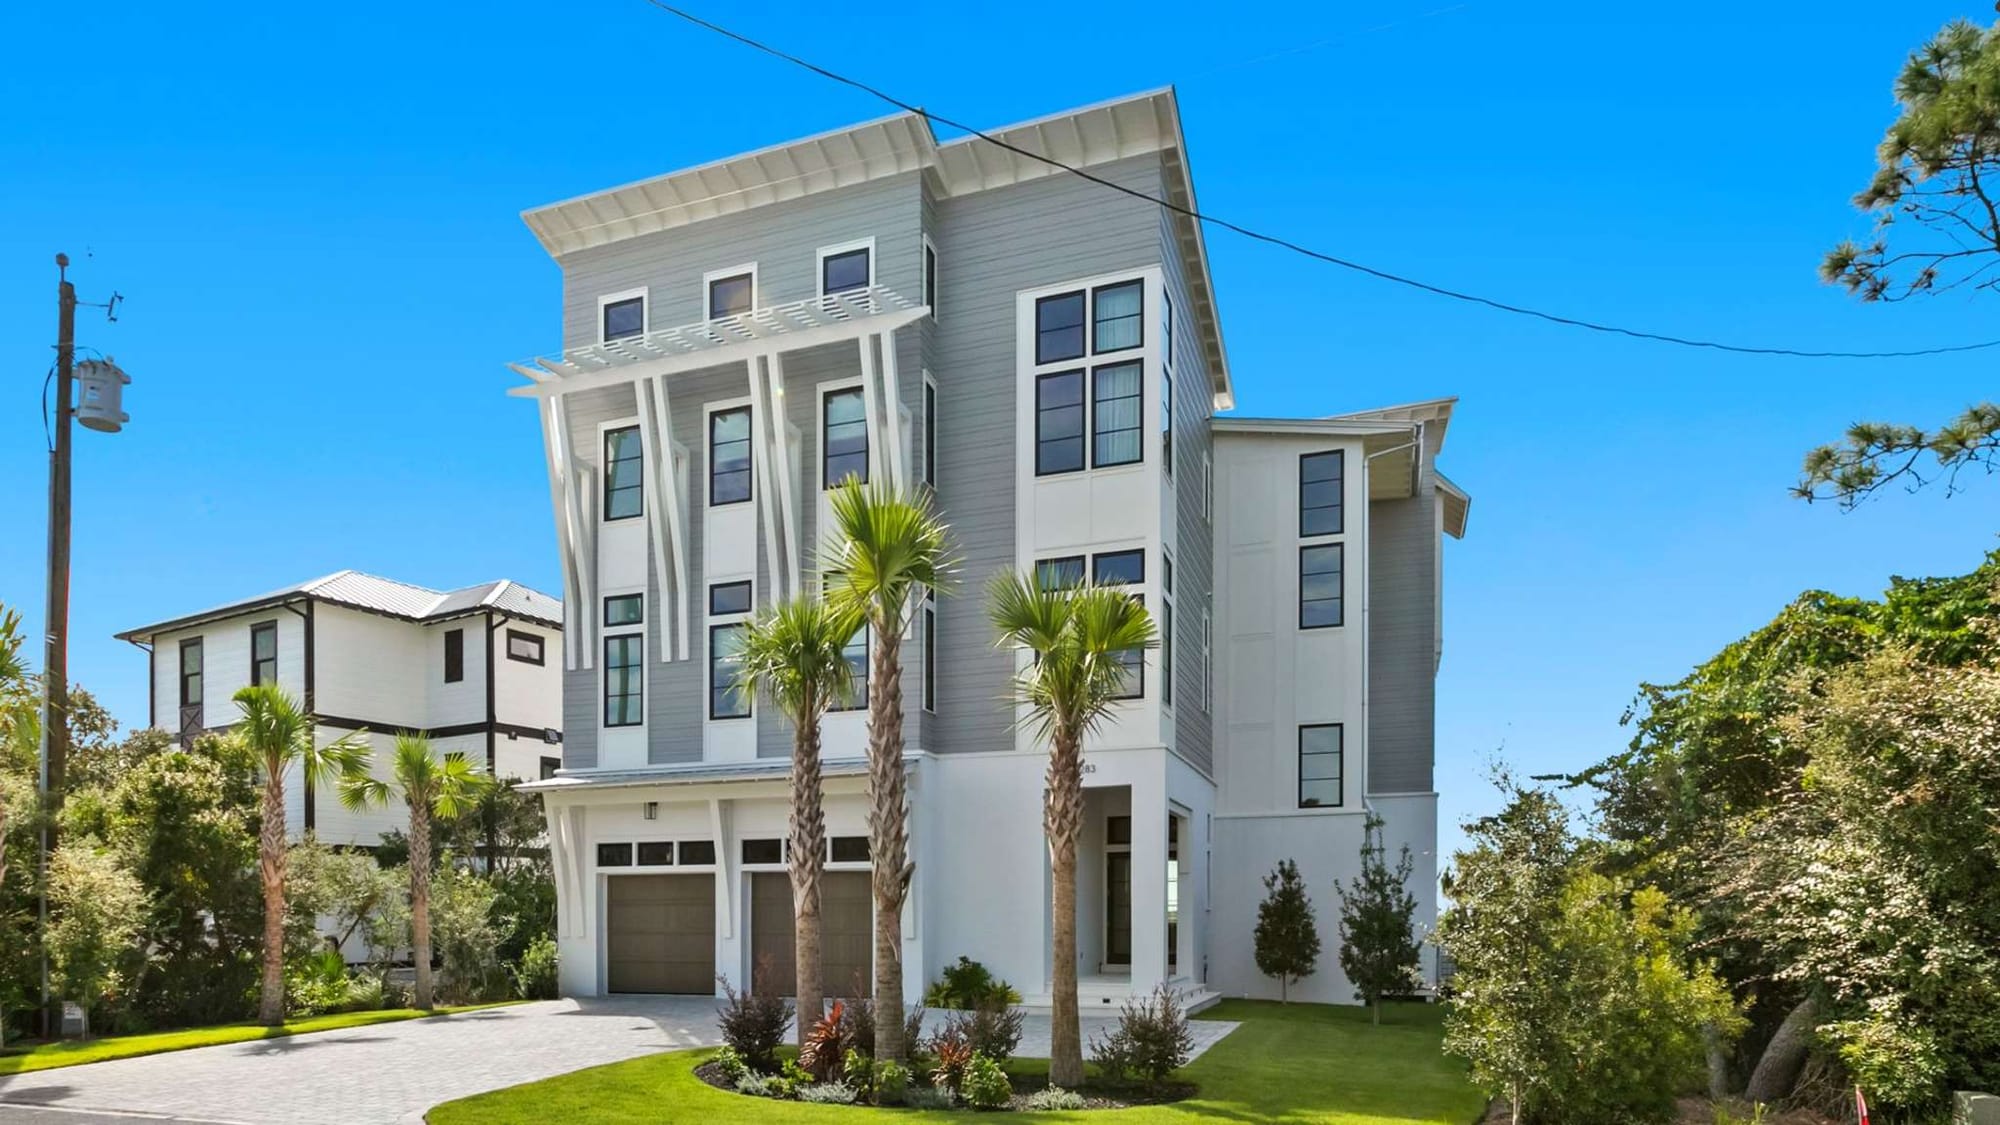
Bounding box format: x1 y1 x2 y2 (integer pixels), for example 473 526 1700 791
1162 288 1175 369
540 756 560 781
507 629 546 664
823 387 869 487
1108 597 1144 699
1035 370 1085 475
1035 556 1084 590
1300 450 1344 537
604 425 643 520
821 246 871 295
1299 724 1344 808
1161 368 1174 478
1107 815 1132 845
742 838 783 865
1091 361 1142 467
443 627 464 683
1092 549 1145 586
1300 544 1344 629
922 595 937 713
179 637 203 707
709 581 753 617
1035 292 1085 364
830 836 870 863
679 839 718 865
1201 451 1212 521
1161 547 1174 710
604 594 644 627
630 841 669 866
831 624 869 712
1200 606 1212 713
710 406 752 506
710 623 751 719
923 236 939 318
1092 279 1143 354
604 634 642 727
922 378 937 488
601 294 644 342
597 842 633 867
251 621 277 687
708 272 753 318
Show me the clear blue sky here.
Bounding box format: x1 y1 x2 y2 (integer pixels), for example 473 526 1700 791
4 2 1996 863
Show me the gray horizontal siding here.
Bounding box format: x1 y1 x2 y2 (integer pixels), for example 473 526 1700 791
1157 206 1214 779
1366 487 1437 794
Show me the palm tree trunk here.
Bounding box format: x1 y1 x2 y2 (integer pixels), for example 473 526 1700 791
410 805 434 1011
1046 724 1085 1089
866 621 911 1065
790 713 826 1043
258 758 288 1026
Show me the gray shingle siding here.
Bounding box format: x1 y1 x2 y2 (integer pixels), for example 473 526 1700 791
1365 480 1437 795
1156 206 1215 779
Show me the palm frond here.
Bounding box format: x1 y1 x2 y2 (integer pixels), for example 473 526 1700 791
823 481 958 628
988 573 1158 744
736 594 862 721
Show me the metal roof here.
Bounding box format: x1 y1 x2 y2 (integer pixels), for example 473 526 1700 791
520 753 917 794
116 570 563 642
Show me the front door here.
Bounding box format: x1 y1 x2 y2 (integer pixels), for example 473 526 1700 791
1105 852 1131 966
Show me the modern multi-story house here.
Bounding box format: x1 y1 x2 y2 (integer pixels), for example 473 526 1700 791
512 88 1468 1006
116 571 565 848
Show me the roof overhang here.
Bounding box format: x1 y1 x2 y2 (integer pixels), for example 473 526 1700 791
1213 416 1425 502
115 592 312 645
521 754 916 796
1323 397 1459 454
1436 472 1471 539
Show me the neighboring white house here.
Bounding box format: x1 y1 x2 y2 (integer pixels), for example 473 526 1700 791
116 570 565 848
510 88 1468 1008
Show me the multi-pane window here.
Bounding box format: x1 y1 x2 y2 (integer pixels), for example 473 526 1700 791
443 628 464 683
710 623 751 719
1035 556 1085 590
923 380 937 488
1093 551 1145 700
604 634 642 727
250 621 277 687
709 581 752 617
1300 543 1344 629
507 629 546 665
179 637 203 707
1092 362 1143 467
821 247 871 294
1036 292 1086 364
823 387 868 487
708 273 753 318
602 295 644 342
710 407 752 506
1035 371 1085 475
604 426 643 520
1300 450 1344 537
1299 724 1344 808
1092 280 1143 353
604 594 644 627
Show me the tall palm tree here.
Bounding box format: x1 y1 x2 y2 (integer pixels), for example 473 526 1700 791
339 733 492 1010
823 482 955 1066
231 683 370 1026
735 592 862 1041
987 573 1157 1088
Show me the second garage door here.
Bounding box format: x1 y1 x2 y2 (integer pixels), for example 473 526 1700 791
749 871 873 997
606 874 715 994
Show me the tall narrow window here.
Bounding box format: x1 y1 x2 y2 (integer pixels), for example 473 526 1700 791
923 379 937 488
443 627 464 683
604 426 643 520
1092 280 1143 353
1299 724 1344 808
1161 547 1174 710
601 295 644 342
1300 450 1344 537
823 387 869 487
1092 361 1142 467
923 237 939 318
179 638 203 708
1300 543 1344 629
1035 292 1086 364
710 407 752 506
708 272 753 318
922 595 937 713
1162 288 1175 369
1094 551 1145 699
604 634 642 727
821 247 871 294
1199 606 1212 713
1035 371 1085 475
250 621 277 687
1160 367 1174 479
831 625 869 712
710 623 751 719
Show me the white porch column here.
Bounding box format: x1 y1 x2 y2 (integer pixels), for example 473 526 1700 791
1128 771 1170 992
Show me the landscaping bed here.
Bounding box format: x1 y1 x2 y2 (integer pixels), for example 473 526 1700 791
693 1056 1196 1111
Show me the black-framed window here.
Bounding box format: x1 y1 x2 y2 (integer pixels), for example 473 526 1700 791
1093 549 1145 586
710 623 751 719
602 296 644 342
604 594 644 627
179 637 204 707
540 756 560 781
1161 367 1174 479
1161 598 1174 709
923 239 938 317
709 581 752 617
822 247 871 294
830 836 870 863
1036 291 1085 364
1300 544 1344 629
1162 288 1174 369
604 634 642 727
742 838 784 865
604 426 643 520
1092 361 1143 468
250 621 277 687
1299 724 1344 808
831 625 869 712
710 406 752 506
708 273 753 318
507 629 546 665
597 842 633 867
1109 595 1144 700
923 380 937 488
679 839 718 865
823 387 869 487
922 598 937 713
1107 815 1132 845
1300 450 1344 537
1092 279 1143 353
1035 370 1085 476
1035 556 1085 590
637 841 674 866
443 628 464 683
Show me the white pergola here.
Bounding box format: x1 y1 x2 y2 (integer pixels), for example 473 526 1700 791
509 286 928 674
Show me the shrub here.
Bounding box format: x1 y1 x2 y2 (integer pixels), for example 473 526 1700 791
873 1060 911 1105
510 934 559 1000
947 1003 1025 1063
1026 1086 1086 1111
929 1026 975 1093
285 949 354 1016
924 956 1022 1010
843 1048 873 1094
1090 984 1193 1086
735 1073 783 1098
904 1084 955 1110
801 999 855 1082
838 989 926 1060
799 1082 859 1105
343 971 385 1012
962 1053 1012 1110
711 1045 750 1084
715 974 792 1072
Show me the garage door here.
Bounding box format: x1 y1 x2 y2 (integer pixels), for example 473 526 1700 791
749 871 873 997
606 874 716 994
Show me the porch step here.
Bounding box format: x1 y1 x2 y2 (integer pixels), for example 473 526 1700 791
1020 984 1223 1015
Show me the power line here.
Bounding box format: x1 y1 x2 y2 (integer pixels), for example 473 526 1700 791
638 0 2000 361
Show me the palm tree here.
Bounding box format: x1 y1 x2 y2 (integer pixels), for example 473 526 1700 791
735 592 863 1041
339 733 492 1010
823 482 955 1066
231 683 370 1026
987 573 1157 1088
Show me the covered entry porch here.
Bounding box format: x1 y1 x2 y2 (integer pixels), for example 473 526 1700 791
1069 783 1199 1007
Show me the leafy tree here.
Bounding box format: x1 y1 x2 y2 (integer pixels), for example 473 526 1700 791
989 571 1155 1087
1333 815 1420 1023
1796 404 2000 509
0 606 31 899
339 734 492 1010
823 482 955 1067
47 844 146 1038
1252 859 1319 1003
287 836 398 957
231 683 370 1026
736 591 862 1042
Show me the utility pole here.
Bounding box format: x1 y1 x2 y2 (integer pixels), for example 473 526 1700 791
37 253 76 1038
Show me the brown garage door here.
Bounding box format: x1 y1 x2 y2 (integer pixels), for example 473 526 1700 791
749 871 873 997
606 874 715 994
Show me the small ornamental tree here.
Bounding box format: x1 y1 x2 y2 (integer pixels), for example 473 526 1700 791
1334 813 1422 1024
1253 858 1319 1002
48 844 147 1037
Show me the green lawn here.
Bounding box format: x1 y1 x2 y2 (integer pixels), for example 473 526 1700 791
427 1000 1485 1125
0 1002 523 1075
